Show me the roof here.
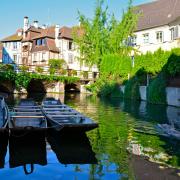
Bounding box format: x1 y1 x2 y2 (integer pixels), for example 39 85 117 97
32 26 55 40
31 38 59 53
27 26 42 33
59 26 73 39
136 0 180 31
59 26 83 39
1 33 23 42
46 38 59 52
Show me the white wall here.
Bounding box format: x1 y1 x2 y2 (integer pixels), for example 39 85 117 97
134 25 180 54
58 38 98 73
2 41 22 64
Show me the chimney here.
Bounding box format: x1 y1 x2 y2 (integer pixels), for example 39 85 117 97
42 24 46 29
33 20 39 28
55 24 60 39
23 16 29 32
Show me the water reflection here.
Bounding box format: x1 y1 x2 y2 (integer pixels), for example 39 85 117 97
47 130 97 164
9 133 47 174
0 93 179 179
0 132 8 169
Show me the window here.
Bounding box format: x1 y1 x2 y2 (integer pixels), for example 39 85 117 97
68 54 73 64
36 39 42 46
156 31 163 43
170 26 179 40
33 53 37 63
4 43 7 48
13 42 17 49
68 41 73 50
42 52 46 60
143 33 149 43
130 35 137 46
13 55 17 63
42 38 46 45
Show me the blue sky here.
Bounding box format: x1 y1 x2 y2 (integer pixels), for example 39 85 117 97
0 0 152 39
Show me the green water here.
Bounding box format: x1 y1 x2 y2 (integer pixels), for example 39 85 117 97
1 93 180 179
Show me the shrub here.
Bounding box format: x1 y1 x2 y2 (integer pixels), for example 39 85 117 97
0 64 14 71
147 73 167 104
124 77 140 100
163 52 180 76
49 59 66 74
19 65 29 72
35 66 43 74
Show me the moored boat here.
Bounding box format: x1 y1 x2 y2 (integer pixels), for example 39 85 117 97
42 98 98 132
9 99 47 134
0 96 9 132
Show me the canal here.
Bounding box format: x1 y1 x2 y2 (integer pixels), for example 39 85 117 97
0 93 180 180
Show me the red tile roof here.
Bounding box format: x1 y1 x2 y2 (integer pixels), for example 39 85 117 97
32 26 55 40
136 0 180 31
46 38 59 52
1 33 23 42
31 38 59 53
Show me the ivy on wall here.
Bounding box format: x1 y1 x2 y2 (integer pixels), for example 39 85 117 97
0 65 79 91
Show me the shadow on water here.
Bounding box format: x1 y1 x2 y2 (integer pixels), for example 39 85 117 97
0 132 8 169
47 130 97 165
9 133 47 174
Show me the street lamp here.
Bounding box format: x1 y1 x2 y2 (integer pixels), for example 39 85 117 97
131 50 135 68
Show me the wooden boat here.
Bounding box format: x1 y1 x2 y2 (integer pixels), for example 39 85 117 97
0 96 9 132
9 99 47 133
42 98 98 132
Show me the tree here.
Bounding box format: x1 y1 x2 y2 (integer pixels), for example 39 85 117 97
74 0 139 69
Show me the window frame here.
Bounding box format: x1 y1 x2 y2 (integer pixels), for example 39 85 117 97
156 31 163 43
143 33 149 44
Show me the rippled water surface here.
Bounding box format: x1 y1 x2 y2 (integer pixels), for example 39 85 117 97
0 93 180 180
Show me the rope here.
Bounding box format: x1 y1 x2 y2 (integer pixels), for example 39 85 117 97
23 164 34 175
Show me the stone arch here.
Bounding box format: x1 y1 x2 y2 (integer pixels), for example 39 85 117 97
27 79 46 93
65 83 80 92
0 81 15 94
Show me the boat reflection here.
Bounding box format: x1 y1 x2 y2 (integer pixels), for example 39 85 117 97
47 130 97 164
0 132 8 169
9 133 47 174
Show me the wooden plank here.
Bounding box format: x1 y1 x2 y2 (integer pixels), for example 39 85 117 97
11 116 45 118
43 108 72 111
42 104 67 107
14 108 41 111
49 115 84 118
47 112 80 115
14 106 41 108
12 112 43 114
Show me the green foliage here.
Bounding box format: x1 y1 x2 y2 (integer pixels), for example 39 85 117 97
74 0 139 67
0 64 14 71
48 59 66 74
19 65 29 72
162 50 180 76
147 74 167 104
132 48 170 76
86 78 123 97
0 70 79 90
100 54 131 80
71 70 77 76
35 66 44 74
124 77 140 100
